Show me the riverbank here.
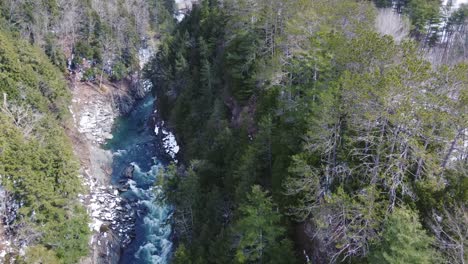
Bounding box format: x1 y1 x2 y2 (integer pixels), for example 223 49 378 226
67 77 138 264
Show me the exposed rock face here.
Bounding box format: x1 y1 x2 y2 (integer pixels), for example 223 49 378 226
78 172 136 264
71 82 117 145
114 93 135 116
123 165 135 179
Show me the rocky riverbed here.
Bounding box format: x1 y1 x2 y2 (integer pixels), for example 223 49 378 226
68 78 139 264
108 95 175 264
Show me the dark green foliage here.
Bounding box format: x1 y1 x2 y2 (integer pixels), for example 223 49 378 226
373 0 444 44
74 40 98 61
406 0 441 42
82 67 97 81
233 185 296 263
148 0 303 262
148 0 177 34
41 205 90 262
172 244 192 264
148 0 466 263
0 29 70 117
369 208 435 264
373 0 393 8
110 61 128 81
44 34 67 70
224 31 258 101
22 245 60 264
0 26 89 263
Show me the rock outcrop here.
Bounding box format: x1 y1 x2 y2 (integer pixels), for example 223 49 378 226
70 82 117 145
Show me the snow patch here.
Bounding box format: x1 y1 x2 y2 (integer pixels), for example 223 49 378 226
162 132 180 160
138 48 154 70
154 124 180 161
443 0 468 9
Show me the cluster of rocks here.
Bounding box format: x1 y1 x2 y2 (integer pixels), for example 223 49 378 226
79 173 136 250
69 46 168 263
69 79 136 263
73 96 116 145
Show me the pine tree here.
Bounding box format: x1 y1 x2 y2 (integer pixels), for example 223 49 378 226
233 185 295 264
369 207 435 264
172 244 192 264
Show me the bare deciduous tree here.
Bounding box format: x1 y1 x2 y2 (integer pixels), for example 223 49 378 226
1 93 42 139
431 204 467 264
375 8 410 42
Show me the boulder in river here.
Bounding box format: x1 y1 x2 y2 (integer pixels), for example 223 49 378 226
123 165 135 179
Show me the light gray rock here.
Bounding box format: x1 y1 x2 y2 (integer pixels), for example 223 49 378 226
76 98 116 145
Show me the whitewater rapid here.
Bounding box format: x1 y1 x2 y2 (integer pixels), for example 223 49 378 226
107 95 177 264
122 165 172 264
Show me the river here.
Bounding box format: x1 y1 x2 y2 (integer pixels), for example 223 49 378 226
106 95 173 264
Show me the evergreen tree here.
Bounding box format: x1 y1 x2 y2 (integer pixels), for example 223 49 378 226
0 26 89 263
147 1 468 263
233 185 295 264
369 208 435 264
172 244 192 264
23 245 60 264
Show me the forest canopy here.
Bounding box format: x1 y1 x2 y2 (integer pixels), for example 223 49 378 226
148 0 468 263
0 0 466 263
0 23 89 264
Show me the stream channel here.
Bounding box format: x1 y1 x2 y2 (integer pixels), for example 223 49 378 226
106 95 173 264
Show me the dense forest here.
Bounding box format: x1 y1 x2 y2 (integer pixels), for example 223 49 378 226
0 25 89 263
148 0 467 263
0 0 466 263
0 0 175 81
